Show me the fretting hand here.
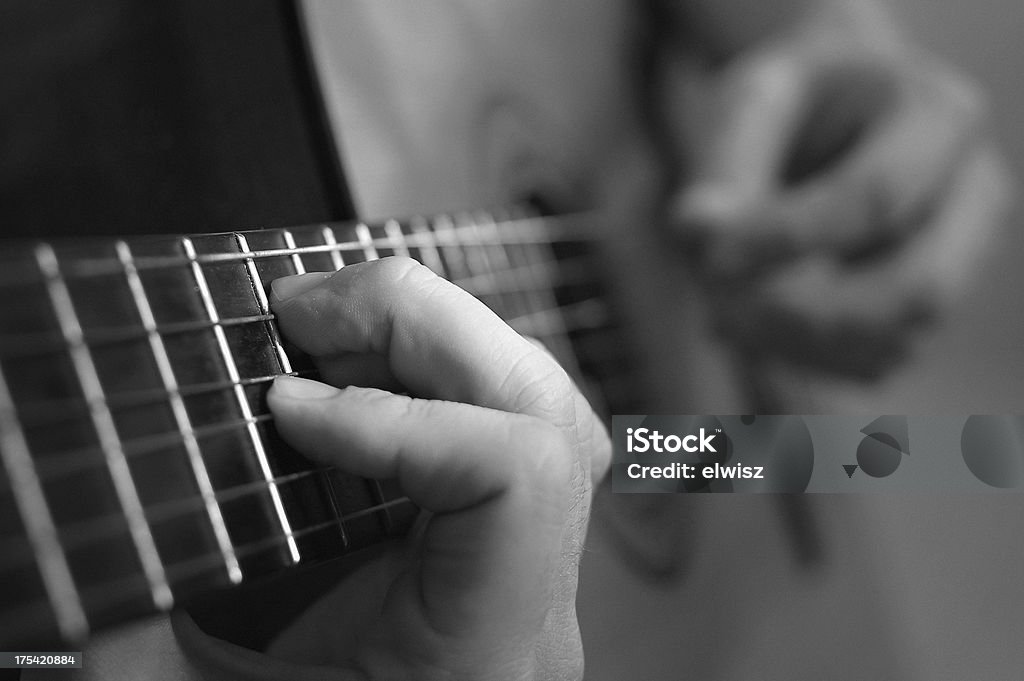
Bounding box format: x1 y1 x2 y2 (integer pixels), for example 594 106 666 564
266 257 610 681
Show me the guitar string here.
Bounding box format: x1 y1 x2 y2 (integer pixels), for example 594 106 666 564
6 274 598 444
15 371 313 432
2 261 613 491
7 287 608 436
0 253 595 359
3 365 636 605
0 314 276 359
0 295 615 576
37 244 174 610
1 209 623 611
7 259 618 488
1 296 614 486
192 233 301 566
0 307 606 569
4 253 606 503
0 211 597 286
6 215 610 490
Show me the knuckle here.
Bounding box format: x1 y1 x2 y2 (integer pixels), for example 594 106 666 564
370 255 439 291
360 256 461 320
374 256 465 314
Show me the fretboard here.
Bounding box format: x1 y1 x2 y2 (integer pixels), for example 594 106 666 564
0 207 631 647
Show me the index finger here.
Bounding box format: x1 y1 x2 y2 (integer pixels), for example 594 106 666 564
271 257 570 415
269 257 609 479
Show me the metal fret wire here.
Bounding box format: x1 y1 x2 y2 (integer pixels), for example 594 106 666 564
521 238 580 369
354 222 379 260
320 225 345 270
0 363 88 640
459 214 500 299
383 219 410 257
476 211 583 374
466 214 584 394
408 216 444 274
280 229 306 275
182 237 301 565
36 244 174 611
432 214 470 280
236 233 292 374
474 214 534 334
460 214 524 344
0 212 595 356
117 241 242 585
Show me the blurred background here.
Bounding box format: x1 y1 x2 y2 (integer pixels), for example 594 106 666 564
581 2 1024 679
860 2 1024 674
832 0 1024 414
848 1 1024 678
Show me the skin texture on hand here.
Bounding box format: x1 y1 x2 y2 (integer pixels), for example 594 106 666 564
663 0 1013 379
266 258 610 681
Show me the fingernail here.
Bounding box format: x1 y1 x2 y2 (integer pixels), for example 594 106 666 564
271 272 334 302
271 376 340 400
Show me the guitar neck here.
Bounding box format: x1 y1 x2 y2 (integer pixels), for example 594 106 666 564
0 207 627 647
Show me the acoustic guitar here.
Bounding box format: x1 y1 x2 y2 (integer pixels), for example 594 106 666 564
1 0 836 656
0 0 666 650
0 204 636 651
